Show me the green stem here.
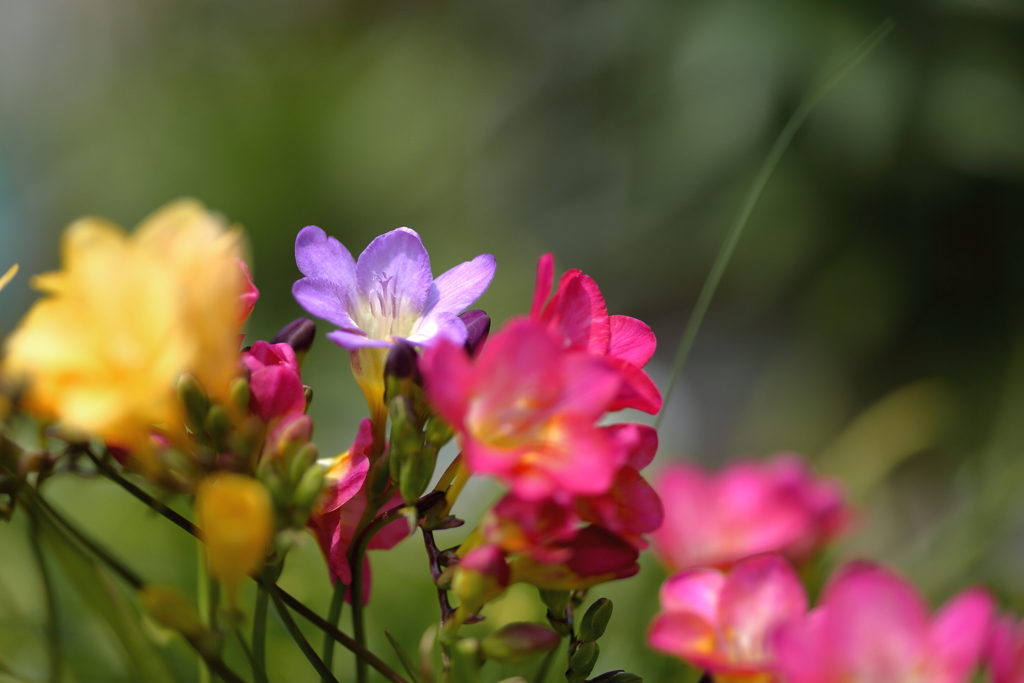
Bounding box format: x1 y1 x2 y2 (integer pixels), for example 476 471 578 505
268 584 340 683
197 545 213 683
655 17 896 429
253 585 270 683
87 449 412 683
28 514 61 683
22 489 247 683
322 582 347 683
532 642 559 683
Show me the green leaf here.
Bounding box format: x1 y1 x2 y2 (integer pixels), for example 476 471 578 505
33 506 179 683
385 631 426 683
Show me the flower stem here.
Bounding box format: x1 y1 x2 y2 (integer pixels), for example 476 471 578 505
197 543 215 683
22 489 248 683
252 584 270 683
655 17 896 429
28 513 61 683
86 447 412 683
532 642 559 683
268 583 341 683
321 581 346 683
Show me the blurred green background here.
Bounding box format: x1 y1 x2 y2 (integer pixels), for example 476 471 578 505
1 0 1024 681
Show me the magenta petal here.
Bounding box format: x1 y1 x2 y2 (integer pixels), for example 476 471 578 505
420 339 474 429
355 227 433 317
325 329 393 350
295 226 358 289
368 491 411 551
929 587 993 680
718 554 807 665
249 365 306 421
531 253 555 318
822 562 929 681
565 526 638 576
581 466 663 537
605 357 663 414
554 353 622 421
660 568 725 620
423 253 496 317
771 609 834 683
609 315 656 367
603 423 659 470
293 278 361 330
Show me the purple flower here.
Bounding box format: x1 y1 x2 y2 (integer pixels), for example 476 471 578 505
292 226 496 350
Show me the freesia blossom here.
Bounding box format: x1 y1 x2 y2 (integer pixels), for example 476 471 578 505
648 554 807 681
653 454 849 573
988 614 1024 683
292 226 495 422
242 341 306 422
420 317 624 501
307 419 408 600
5 200 248 465
195 473 273 603
532 253 661 414
772 562 993 683
507 525 640 590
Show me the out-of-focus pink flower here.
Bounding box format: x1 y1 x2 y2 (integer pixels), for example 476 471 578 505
242 341 306 422
653 454 850 572
772 562 993 683
237 259 260 328
531 253 661 414
988 615 1024 683
307 419 408 603
648 554 806 681
420 317 625 501
483 494 580 564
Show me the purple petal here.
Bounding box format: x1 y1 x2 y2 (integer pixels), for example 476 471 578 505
295 226 357 290
326 329 394 350
408 312 467 347
355 228 433 317
423 254 497 317
292 278 361 330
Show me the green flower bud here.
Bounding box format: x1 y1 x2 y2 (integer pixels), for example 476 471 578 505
229 377 250 414
579 598 613 642
204 405 231 449
570 642 599 681
424 417 454 449
140 584 204 638
293 464 326 513
481 623 560 663
288 443 319 485
177 374 210 433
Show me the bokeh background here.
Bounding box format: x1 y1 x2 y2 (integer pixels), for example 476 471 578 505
1 0 1024 681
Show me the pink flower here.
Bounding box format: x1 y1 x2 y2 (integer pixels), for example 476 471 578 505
420 317 625 501
307 419 408 602
772 562 993 683
653 454 850 572
648 554 807 681
531 253 661 414
988 615 1024 683
241 341 306 422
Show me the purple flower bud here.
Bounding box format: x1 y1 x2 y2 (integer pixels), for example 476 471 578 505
271 318 317 358
385 339 422 384
459 309 491 357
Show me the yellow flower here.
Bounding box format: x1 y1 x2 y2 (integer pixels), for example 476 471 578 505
4 200 247 462
195 473 273 602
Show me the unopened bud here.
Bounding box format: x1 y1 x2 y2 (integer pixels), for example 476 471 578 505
204 405 231 449
399 442 438 507
384 340 422 404
481 623 560 663
579 598 613 642
388 396 423 483
304 385 313 411
570 641 599 681
451 638 483 683
177 374 210 432
271 318 316 365
293 464 326 513
591 672 642 683
452 545 510 616
459 310 491 357
288 443 319 484
140 584 204 638
424 417 454 449
195 474 273 604
229 377 250 414
267 414 313 461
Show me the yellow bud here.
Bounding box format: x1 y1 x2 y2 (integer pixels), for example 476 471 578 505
195 473 273 602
